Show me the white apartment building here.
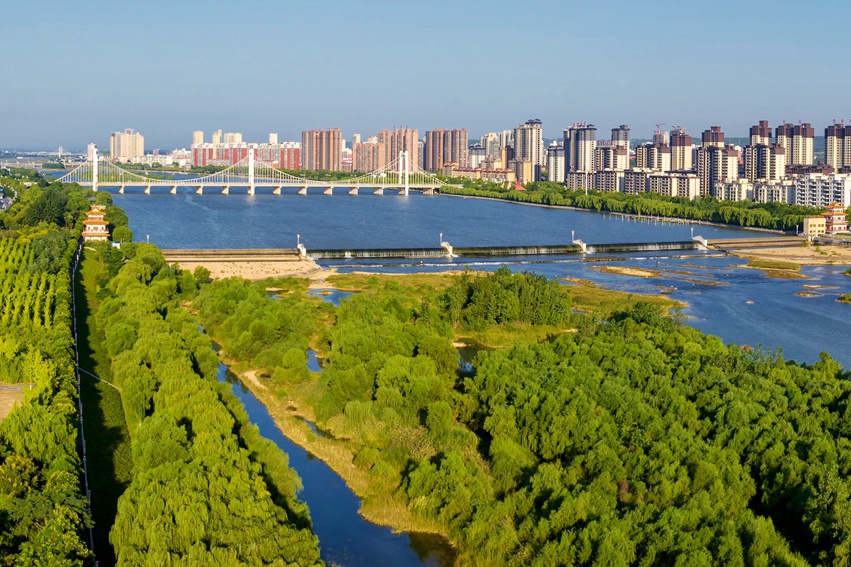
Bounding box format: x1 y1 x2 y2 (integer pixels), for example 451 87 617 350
648 172 701 199
754 180 795 204
546 143 565 183
623 168 652 195
794 174 851 208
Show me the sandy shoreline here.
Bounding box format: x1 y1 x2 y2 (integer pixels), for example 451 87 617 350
171 243 851 286
175 258 339 286
725 245 851 266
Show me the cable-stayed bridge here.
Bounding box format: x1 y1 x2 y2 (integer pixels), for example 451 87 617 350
59 150 447 195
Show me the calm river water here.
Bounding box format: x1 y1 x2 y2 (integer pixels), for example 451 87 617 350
115 191 851 565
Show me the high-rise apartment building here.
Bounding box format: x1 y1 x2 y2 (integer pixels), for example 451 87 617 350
775 123 814 165
389 128 419 169
611 125 630 151
301 128 342 171
697 145 739 197
498 130 514 151
546 142 565 183
825 124 851 169
514 119 544 180
269 133 278 145
424 129 468 170
635 142 671 172
352 141 386 172
749 120 771 146
670 127 693 171
563 123 597 173
744 144 786 182
594 143 628 171
211 130 222 146
193 131 204 145
480 132 500 157
109 129 145 163
468 144 487 169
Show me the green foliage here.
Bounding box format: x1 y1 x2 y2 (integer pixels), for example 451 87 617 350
96 251 321 564
0 232 92 563
112 225 133 243
444 267 572 330
197 268 851 565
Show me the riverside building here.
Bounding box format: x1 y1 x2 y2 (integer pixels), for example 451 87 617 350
109 129 144 163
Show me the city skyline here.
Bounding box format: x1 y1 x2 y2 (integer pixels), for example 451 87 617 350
3 0 851 150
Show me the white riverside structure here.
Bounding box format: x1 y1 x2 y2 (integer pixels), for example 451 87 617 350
59 148 447 196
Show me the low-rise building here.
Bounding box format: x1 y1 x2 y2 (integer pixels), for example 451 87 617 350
823 202 848 234
82 205 110 242
803 216 826 238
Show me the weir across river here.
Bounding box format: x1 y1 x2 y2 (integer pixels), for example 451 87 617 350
160 236 805 264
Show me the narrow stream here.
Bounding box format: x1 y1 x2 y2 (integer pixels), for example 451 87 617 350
216 357 456 566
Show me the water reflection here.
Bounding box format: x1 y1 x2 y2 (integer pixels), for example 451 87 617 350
307 288 354 307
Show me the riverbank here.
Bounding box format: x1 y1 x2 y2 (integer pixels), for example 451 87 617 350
174 256 339 283
727 244 851 265
217 353 451 540
438 191 786 233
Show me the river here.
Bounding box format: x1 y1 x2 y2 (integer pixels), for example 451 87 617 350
114 191 851 564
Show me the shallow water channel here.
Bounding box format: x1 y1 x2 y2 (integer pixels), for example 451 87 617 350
215 354 455 566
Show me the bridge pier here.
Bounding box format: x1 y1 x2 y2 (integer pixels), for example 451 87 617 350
349 187 359 195
118 185 125 194
374 188 384 195
298 187 307 195
423 188 435 195
323 187 333 195
273 186 282 195
144 186 151 195
196 186 203 195
222 186 229 195
248 185 255 196
170 185 177 195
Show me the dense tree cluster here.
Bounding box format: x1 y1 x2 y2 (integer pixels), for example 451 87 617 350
0 232 91 563
445 267 572 330
96 250 321 565
199 269 851 566
440 180 825 231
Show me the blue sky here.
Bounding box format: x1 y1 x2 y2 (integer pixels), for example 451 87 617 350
2 0 850 150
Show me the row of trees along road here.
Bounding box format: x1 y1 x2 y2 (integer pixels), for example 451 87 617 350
94 242 322 565
196 268 851 566
439 180 829 231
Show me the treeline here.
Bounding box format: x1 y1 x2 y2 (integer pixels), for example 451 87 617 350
198 269 851 565
94 245 322 564
440 180 824 231
0 223 92 562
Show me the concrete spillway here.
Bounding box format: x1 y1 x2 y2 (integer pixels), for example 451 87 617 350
308 241 701 260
